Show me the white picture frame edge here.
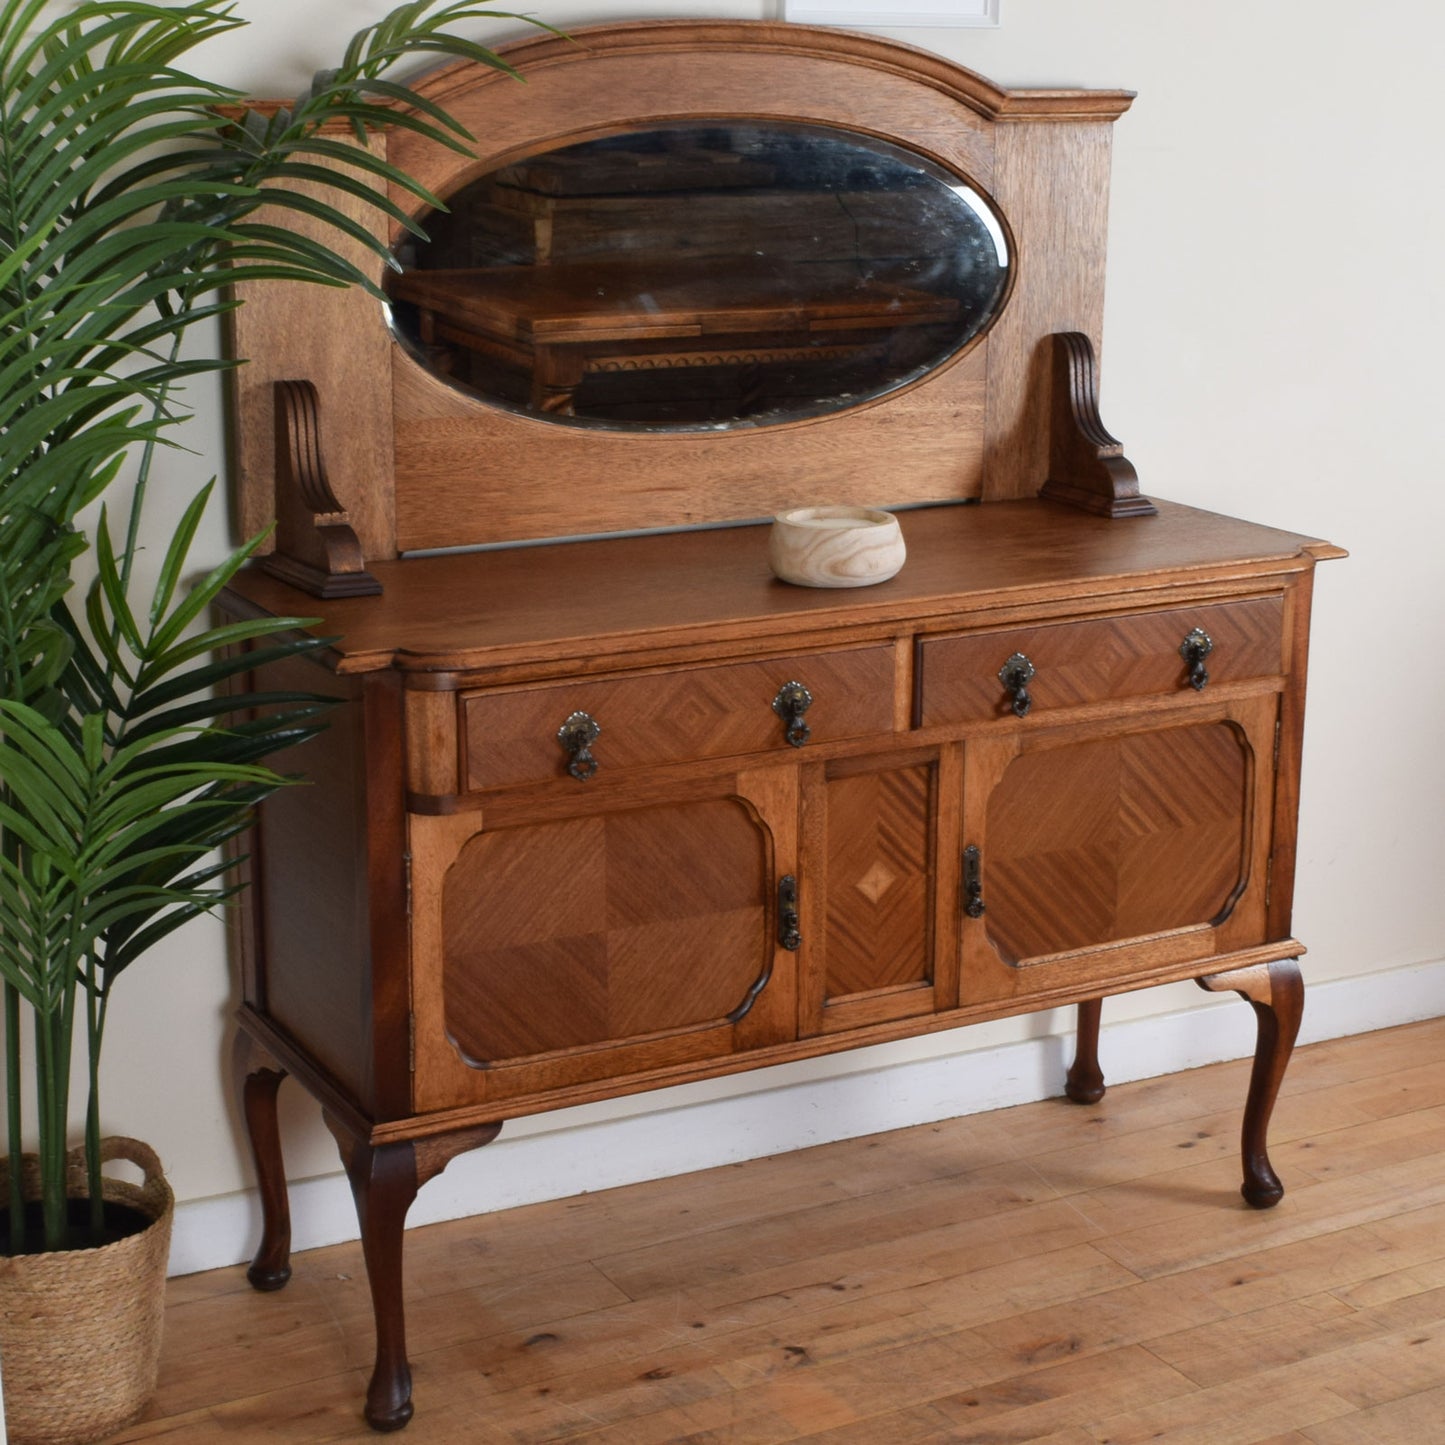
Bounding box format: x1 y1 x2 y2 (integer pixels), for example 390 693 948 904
782 0 1001 28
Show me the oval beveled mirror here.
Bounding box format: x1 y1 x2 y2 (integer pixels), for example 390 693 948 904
387 121 1010 431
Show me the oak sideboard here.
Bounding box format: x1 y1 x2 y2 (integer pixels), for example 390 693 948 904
220 21 1341 1430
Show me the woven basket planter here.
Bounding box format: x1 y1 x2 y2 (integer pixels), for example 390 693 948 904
0 1138 173 1445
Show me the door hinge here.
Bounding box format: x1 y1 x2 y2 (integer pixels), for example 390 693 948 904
1272 718 1282 771
1264 852 1274 911
403 850 413 918
408 1011 416 1073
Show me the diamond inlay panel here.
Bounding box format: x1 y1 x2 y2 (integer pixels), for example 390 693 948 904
442 798 769 1063
984 721 1250 964
824 761 933 999
855 861 897 904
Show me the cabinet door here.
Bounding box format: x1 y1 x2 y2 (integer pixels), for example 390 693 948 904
799 749 959 1034
409 766 797 1111
958 697 1277 1005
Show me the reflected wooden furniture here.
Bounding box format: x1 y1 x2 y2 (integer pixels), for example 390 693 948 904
390 263 960 414
422 148 829 268
220 20 1341 1433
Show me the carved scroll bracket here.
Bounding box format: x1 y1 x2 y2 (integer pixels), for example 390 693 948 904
259 379 383 599
1039 331 1157 519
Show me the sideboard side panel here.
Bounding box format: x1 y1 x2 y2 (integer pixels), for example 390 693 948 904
250 665 406 1113
1266 566 1320 941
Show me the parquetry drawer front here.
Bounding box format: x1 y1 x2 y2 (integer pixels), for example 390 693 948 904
916 596 1283 727
462 643 896 790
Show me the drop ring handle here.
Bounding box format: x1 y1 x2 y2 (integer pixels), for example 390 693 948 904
1180 627 1214 691
557 710 601 781
998 652 1036 718
772 680 813 748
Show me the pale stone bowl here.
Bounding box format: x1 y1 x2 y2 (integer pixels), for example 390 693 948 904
768 505 907 588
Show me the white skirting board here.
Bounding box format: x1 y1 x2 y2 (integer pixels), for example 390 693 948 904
168 956 1445 1277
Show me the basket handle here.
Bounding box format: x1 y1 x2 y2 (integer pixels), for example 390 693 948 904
65 1136 167 1187
99 1136 167 1185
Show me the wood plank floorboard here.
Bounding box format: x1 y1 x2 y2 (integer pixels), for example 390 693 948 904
107 1017 1445 1443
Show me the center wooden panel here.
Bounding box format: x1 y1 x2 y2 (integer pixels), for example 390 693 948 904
824 760 935 1000
984 721 1250 964
441 798 769 1064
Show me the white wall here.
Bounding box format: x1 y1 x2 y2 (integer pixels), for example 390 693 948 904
87 0 1444 1272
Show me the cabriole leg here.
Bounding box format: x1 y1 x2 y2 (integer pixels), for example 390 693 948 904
324 1117 504 1432
233 1030 292 1291
1197 958 1304 1208
325 1120 421 1432
1065 997 1106 1104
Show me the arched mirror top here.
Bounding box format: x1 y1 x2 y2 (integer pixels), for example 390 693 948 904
386 120 1011 431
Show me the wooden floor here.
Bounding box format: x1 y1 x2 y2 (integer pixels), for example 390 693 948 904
111 1017 1445 1444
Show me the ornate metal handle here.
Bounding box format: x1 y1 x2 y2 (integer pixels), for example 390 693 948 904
557 710 601 781
772 680 813 748
777 875 801 951
963 845 986 919
1180 627 1213 691
998 652 1036 718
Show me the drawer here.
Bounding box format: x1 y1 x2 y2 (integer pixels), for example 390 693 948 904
462 644 896 790
917 597 1283 727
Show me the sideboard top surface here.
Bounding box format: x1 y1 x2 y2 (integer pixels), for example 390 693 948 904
224 498 1339 677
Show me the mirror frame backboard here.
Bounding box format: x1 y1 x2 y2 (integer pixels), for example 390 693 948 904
229 20 1132 558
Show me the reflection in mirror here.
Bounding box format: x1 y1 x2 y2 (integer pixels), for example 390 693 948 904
388 122 1010 431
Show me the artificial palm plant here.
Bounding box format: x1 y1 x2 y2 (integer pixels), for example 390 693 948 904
0 0 548 1257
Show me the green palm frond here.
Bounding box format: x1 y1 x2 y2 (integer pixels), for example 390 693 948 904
70 493 335 992
0 491 335 1248
1 0 554 1252
1 0 541 479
